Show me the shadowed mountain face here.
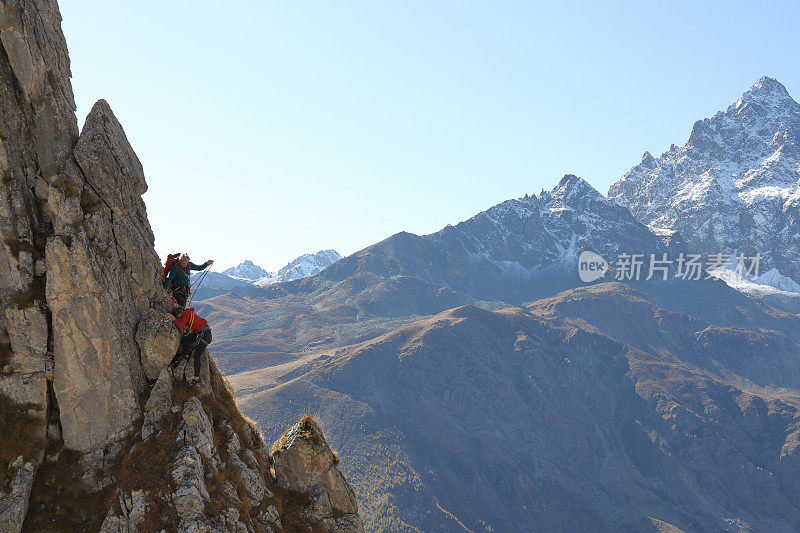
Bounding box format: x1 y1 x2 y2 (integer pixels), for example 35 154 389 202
232 283 800 532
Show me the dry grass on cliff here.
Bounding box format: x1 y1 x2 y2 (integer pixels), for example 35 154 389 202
207 362 267 451
116 410 182 531
0 394 44 488
22 447 116 533
117 412 181 493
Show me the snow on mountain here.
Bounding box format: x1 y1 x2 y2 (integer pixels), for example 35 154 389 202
452 173 666 274
320 174 668 303
222 259 269 280
254 249 341 286
609 76 800 288
756 268 800 292
191 250 342 299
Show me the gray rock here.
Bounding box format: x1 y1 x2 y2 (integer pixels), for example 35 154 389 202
42 93 169 453
229 452 266 504
47 230 144 451
256 505 281 533
171 445 209 522
137 312 181 381
222 507 248 533
142 368 174 440
271 418 363 532
3 307 47 359
0 306 48 408
180 397 216 462
0 454 41 533
223 422 241 456
99 490 148 533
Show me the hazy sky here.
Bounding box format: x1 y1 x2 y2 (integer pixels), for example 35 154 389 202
59 1 799 271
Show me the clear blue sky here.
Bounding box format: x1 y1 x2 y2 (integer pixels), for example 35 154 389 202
59 1 799 271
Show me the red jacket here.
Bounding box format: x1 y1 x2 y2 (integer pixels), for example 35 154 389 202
173 307 207 334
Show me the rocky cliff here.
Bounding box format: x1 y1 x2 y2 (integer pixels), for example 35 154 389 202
0 1 362 531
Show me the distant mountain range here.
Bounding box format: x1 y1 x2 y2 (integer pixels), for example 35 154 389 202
254 249 342 286
320 173 666 303
190 249 341 301
200 76 800 531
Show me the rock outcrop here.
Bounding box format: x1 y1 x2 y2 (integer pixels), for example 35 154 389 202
271 418 362 531
0 1 362 531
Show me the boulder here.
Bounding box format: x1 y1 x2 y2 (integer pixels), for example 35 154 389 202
136 312 180 381
271 418 364 532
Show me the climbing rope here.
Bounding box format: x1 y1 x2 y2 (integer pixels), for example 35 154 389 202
186 265 210 307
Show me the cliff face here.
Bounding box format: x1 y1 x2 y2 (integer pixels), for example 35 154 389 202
0 1 362 531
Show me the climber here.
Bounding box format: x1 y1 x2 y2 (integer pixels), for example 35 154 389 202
165 306 212 387
162 253 213 308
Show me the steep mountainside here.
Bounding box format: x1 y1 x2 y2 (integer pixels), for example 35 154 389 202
609 76 800 286
232 282 800 532
0 2 362 531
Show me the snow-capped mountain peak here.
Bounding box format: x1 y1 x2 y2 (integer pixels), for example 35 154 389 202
253 250 342 287
609 75 800 288
734 76 796 112
544 174 605 208
640 151 657 168
222 259 269 280
192 251 342 300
